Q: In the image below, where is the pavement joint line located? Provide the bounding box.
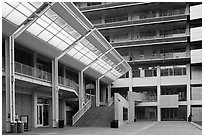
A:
[127,122,158,135]
[190,122,202,130]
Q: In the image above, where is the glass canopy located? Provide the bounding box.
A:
[2,2,131,81]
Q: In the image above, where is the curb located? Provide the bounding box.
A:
[190,122,202,130]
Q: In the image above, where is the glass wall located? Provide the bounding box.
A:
[161,85,187,101]
[132,67,157,78]
[135,106,157,121]
[133,87,157,102]
[160,65,186,76]
[161,105,187,121]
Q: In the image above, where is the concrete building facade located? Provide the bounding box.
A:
[75,2,202,122]
[2,2,131,132]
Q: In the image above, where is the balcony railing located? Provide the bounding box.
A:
[2,58,79,94]
[72,99,92,125]
[132,68,157,78]
[79,2,137,11]
[111,34,188,47]
[142,94,157,102]
[125,52,188,63]
[94,12,187,28]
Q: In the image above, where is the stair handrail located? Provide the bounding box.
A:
[107,97,114,107]
[72,99,92,125]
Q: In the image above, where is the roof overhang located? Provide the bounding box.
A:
[2,2,131,84]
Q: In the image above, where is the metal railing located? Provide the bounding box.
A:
[2,57,79,94]
[124,51,188,63]
[72,99,92,125]
[111,35,187,47]
[92,8,186,26]
[107,97,114,106]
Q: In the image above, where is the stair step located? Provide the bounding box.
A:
[74,106,114,127]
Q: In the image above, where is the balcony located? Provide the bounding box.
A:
[126,52,188,63]
[79,2,137,11]
[95,14,187,29]
[111,34,188,48]
[191,49,202,64]
[2,58,79,94]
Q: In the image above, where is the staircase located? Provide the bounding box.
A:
[73,105,114,127]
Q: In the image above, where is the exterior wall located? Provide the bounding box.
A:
[191,65,202,83]
[160,76,187,85]
[2,92,33,132]
[191,87,202,100]
[190,4,202,20]
[114,93,129,127]
[160,95,179,108]
[192,107,202,122]
[112,78,130,88]
[190,27,202,42]
[191,49,202,64]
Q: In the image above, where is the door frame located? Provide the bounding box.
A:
[37,104,43,127]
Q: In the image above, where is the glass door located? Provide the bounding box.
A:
[37,104,43,127]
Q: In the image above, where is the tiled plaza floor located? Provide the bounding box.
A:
[3,121,202,135]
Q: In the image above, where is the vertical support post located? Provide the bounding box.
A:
[129,69,133,92]
[186,64,191,120]
[96,79,100,107]
[102,85,106,104]
[33,53,37,77]
[33,92,37,127]
[5,36,15,132]
[157,65,161,121]
[107,84,111,102]
[52,59,59,127]
[78,71,84,109]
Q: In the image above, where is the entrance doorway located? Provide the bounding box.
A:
[66,111,73,126]
[37,98,49,127]
[161,106,187,121]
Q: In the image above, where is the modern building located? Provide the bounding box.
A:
[2,2,131,132]
[75,2,202,122]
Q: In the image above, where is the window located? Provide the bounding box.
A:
[161,65,186,76]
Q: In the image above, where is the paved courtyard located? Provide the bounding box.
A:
[4,121,202,135]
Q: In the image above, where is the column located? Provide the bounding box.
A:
[129,69,133,92]
[52,59,59,127]
[157,65,161,121]
[95,79,100,107]
[107,84,111,102]
[33,53,37,77]
[78,71,84,109]
[5,36,15,132]
[186,64,191,119]
[33,92,37,127]
[102,85,106,104]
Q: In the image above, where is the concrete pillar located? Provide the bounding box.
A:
[96,79,100,107]
[78,71,84,109]
[59,99,65,125]
[185,3,190,14]
[33,92,37,127]
[33,53,37,77]
[128,91,134,123]
[5,36,16,132]
[107,84,111,101]
[52,59,59,127]
[129,69,133,92]
[102,85,106,104]
[186,64,191,119]
[157,65,161,121]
